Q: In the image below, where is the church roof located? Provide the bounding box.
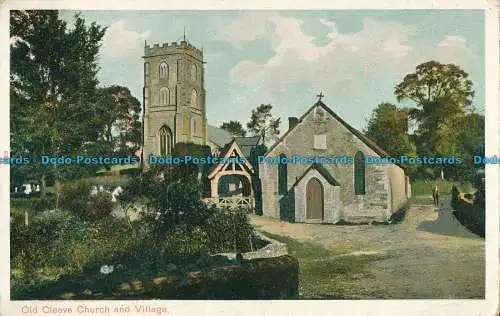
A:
[265,100,404,169]
[291,163,340,188]
[207,125,233,147]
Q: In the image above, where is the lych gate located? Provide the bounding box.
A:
[203,139,255,210]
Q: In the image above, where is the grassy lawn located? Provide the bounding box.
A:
[411,179,476,197]
[258,232,390,299]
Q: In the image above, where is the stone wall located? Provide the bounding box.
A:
[388,164,409,211]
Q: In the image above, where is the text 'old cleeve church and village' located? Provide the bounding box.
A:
[142,38,411,224]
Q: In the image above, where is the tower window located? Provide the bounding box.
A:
[191,64,197,81]
[191,89,197,107]
[160,87,169,105]
[159,126,173,156]
[159,62,168,79]
[191,117,196,136]
[145,62,149,76]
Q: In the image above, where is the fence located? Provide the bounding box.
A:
[202,196,255,212]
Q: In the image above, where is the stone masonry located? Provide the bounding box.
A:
[259,101,409,223]
[142,40,208,164]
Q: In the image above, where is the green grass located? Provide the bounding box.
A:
[411,179,455,196]
[258,231,390,299]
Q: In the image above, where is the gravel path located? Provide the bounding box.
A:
[250,197,485,298]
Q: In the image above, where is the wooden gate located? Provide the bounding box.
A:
[306,178,323,220]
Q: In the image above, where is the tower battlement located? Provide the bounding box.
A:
[144,40,203,59]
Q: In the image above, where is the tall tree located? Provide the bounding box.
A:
[92,85,142,158]
[246,104,281,145]
[394,61,480,180]
[220,120,246,137]
[10,10,106,201]
[364,103,416,157]
[394,61,475,156]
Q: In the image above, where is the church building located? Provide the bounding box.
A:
[259,98,411,224]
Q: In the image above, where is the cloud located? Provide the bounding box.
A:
[101,20,150,56]
[216,12,480,114]
[210,11,276,48]
[437,35,467,47]
[225,15,416,103]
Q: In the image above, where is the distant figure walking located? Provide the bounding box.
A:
[432,185,440,207]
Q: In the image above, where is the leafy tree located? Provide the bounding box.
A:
[394,61,481,181]
[364,102,416,157]
[10,10,106,202]
[394,61,474,156]
[246,104,281,146]
[91,85,142,158]
[220,120,246,137]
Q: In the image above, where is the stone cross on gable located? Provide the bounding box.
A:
[316,92,325,102]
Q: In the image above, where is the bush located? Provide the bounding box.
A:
[59,179,115,221]
[451,184,484,238]
[59,180,90,216]
[87,192,114,220]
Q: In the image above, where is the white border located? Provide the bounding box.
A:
[0,1,498,316]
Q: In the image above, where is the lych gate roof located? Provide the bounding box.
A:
[208,138,254,179]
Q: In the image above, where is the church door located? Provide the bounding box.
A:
[306,178,323,220]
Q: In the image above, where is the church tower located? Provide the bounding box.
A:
[142,39,207,163]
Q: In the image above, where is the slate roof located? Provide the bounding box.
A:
[207,125,233,147]
[234,136,262,157]
[265,100,404,169]
[291,163,340,188]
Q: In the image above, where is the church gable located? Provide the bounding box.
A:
[266,101,402,169]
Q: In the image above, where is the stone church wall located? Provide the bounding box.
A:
[261,104,407,223]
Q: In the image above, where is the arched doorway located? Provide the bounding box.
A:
[306,178,324,220]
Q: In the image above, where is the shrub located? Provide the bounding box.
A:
[451,184,485,238]
[59,180,90,215]
[87,192,114,220]
[59,179,115,221]
[204,208,257,253]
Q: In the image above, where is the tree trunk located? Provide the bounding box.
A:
[40,172,46,198]
[55,178,61,211]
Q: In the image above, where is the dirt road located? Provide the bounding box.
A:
[250,196,485,299]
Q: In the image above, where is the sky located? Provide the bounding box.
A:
[60,10,485,134]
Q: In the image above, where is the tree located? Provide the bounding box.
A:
[246,104,281,146]
[394,61,475,156]
[220,120,246,137]
[10,10,106,202]
[394,61,482,181]
[364,102,416,158]
[91,85,142,158]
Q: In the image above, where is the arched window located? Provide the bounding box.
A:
[159,62,168,78]
[159,87,169,105]
[191,64,197,81]
[191,117,196,136]
[159,126,173,156]
[190,89,197,107]
[278,153,288,195]
[354,151,365,195]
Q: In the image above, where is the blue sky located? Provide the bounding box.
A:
[60,10,485,134]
